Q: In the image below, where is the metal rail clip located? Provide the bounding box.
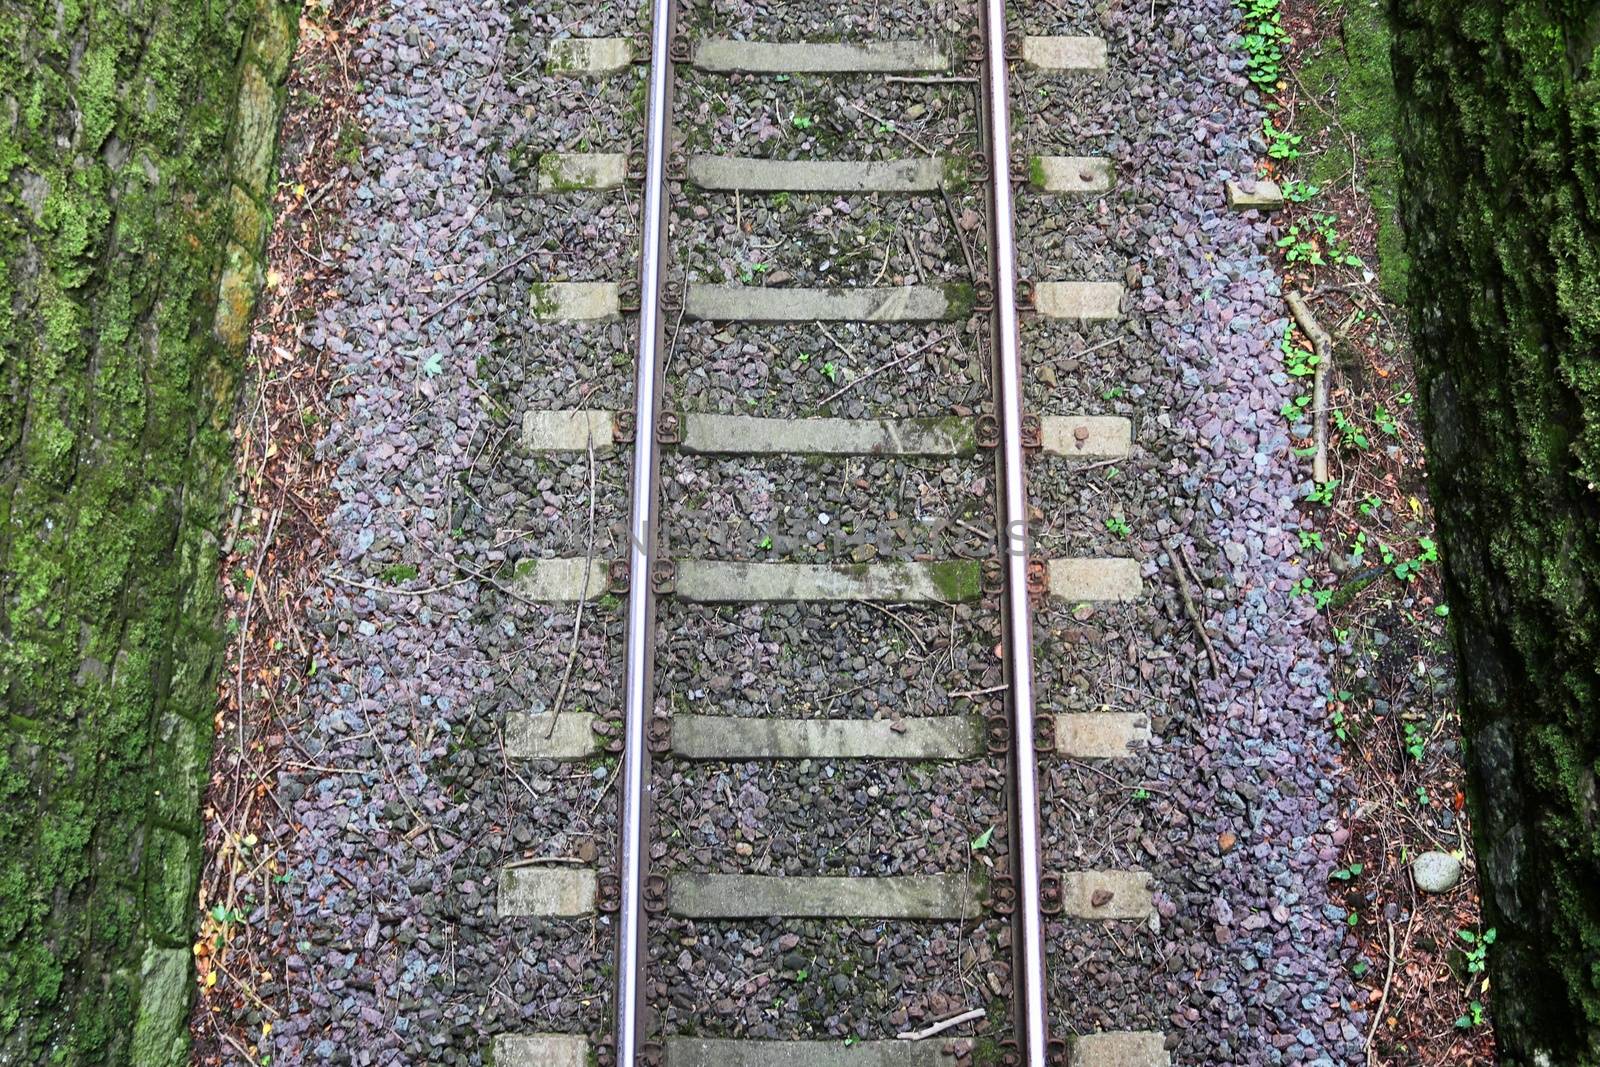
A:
[643,873,670,914]
[656,411,681,445]
[972,278,995,314]
[651,559,676,595]
[986,712,1011,755]
[646,716,672,755]
[1021,412,1042,450]
[989,873,1016,915]
[1040,872,1065,915]
[597,872,622,914]
[976,413,1001,449]
[1033,713,1056,755]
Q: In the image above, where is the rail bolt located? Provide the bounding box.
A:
[656,411,681,445]
[989,874,1016,915]
[598,872,622,914]
[646,716,673,755]
[651,559,676,594]
[669,32,691,63]
[613,410,636,444]
[608,559,631,593]
[626,150,647,183]
[643,873,670,913]
[1026,558,1047,596]
[1021,412,1042,450]
[619,279,642,312]
[975,413,1001,449]
[666,151,689,183]
[965,29,984,66]
[1033,713,1056,754]
[1040,872,1065,915]
[981,558,1004,594]
[972,279,995,314]
[1014,278,1035,310]
[985,714,1010,755]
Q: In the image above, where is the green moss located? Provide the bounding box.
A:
[1393,0,1600,1056]
[0,1,300,1061]
[942,281,976,320]
[1027,154,1048,189]
[928,559,982,602]
[1299,0,1408,299]
[379,563,420,583]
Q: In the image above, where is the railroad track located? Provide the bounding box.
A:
[494,3,1166,1065]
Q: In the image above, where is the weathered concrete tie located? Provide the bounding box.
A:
[534,152,628,192]
[495,1034,591,1067]
[545,37,634,75]
[692,39,948,74]
[665,1039,958,1067]
[1047,557,1142,602]
[509,557,611,601]
[671,714,983,760]
[672,561,982,603]
[679,414,976,456]
[1020,36,1108,72]
[1030,155,1114,195]
[1033,281,1125,321]
[498,866,596,917]
[687,156,952,193]
[685,283,970,322]
[669,873,983,919]
[505,711,605,760]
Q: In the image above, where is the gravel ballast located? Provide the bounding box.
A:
[1014,0,1363,1061]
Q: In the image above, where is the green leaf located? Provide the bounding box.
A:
[970,826,995,851]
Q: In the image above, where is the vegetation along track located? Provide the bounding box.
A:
[494,2,1167,1065]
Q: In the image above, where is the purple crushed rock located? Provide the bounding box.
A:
[269,1,647,1061]
[1014,0,1363,1062]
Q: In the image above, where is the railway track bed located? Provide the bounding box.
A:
[261,0,1364,1062]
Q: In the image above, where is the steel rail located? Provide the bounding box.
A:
[980,4,1051,1065]
[615,0,674,1062]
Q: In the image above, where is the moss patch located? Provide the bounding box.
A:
[1298,0,1407,298]
[1392,0,1600,1057]
[0,1,299,1061]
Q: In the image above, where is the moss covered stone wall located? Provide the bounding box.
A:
[1390,0,1600,1060]
[0,1,296,1061]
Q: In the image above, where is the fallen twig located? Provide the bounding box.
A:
[1366,919,1399,1060]
[419,246,539,327]
[1164,538,1222,677]
[1287,290,1332,483]
[817,333,947,408]
[897,1007,986,1041]
[546,434,598,737]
